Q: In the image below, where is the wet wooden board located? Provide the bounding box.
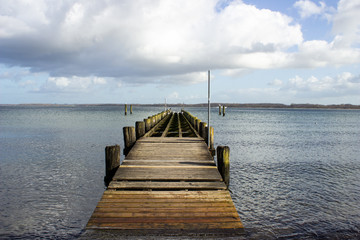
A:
[108,181,227,190]
[87,190,243,230]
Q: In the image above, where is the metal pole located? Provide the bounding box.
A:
[208,70,210,147]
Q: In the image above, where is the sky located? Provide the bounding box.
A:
[0,0,359,104]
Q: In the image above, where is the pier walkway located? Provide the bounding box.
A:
[86,111,243,235]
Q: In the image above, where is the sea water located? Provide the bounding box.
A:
[0,105,359,239]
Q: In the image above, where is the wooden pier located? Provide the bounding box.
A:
[86,110,243,235]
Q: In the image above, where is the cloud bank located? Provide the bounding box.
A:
[0,0,359,99]
[1,0,302,83]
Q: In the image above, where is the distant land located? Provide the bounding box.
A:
[1,103,360,109]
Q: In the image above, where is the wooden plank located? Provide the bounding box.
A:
[107,181,227,190]
[102,190,231,198]
[96,202,234,208]
[88,217,240,224]
[87,221,243,229]
[93,206,237,213]
[90,211,239,218]
[122,160,216,166]
[112,167,223,181]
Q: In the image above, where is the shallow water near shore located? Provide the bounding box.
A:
[0,105,359,239]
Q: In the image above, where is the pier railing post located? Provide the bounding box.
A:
[217,146,230,188]
[144,118,151,132]
[123,126,136,156]
[199,122,207,140]
[135,121,145,139]
[104,145,120,186]
[209,126,215,156]
[196,119,201,132]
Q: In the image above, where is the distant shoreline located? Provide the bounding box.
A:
[1,103,360,109]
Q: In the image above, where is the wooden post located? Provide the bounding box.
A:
[135,121,145,139]
[199,122,207,140]
[209,126,215,156]
[222,105,226,116]
[217,146,230,188]
[219,105,221,115]
[196,119,201,132]
[144,118,151,132]
[130,105,133,114]
[104,145,120,186]
[123,126,136,156]
[125,104,127,115]
[205,126,209,147]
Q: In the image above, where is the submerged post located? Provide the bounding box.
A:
[130,105,133,114]
[222,105,226,116]
[125,104,127,115]
[217,146,230,188]
[104,145,120,186]
[219,105,221,115]
[123,126,136,156]
[135,121,145,139]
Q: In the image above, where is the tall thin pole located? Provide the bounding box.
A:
[207,70,210,147]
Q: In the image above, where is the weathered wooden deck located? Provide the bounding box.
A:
[86,112,243,234]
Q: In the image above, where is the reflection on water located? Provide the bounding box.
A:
[0,106,360,239]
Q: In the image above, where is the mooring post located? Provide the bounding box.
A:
[219,105,222,115]
[135,121,145,139]
[199,122,207,141]
[196,119,201,132]
[104,145,120,186]
[125,104,127,115]
[222,105,226,116]
[217,146,230,188]
[209,126,215,156]
[144,118,151,132]
[130,105,133,114]
[123,126,136,156]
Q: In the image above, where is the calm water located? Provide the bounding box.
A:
[0,105,359,239]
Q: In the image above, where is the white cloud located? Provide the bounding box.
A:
[294,0,327,18]
[38,75,109,92]
[0,0,302,84]
[289,40,360,68]
[282,72,360,97]
[332,0,360,47]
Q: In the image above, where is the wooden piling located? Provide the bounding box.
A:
[217,146,230,188]
[144,118,151,132]
[209,126,215,156]
[199,122,207,141]
[219,105,222,115]
[222,105,226,116]
[135,121,145,139]
[130,105,133,114]
[104,145,120,186]
[125,104,127,115]
[196,119,201,132]
[123,126,136,156]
